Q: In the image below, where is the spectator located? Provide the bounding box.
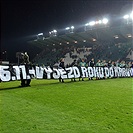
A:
[88,58,95,80]
[20,52,31,87]
[70,59,77,82]
[79,59,86,81]
[58,58,65,83]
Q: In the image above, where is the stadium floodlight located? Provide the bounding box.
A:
[123,14,129,19]
[65,26,74,33]
[74,40,77,43]
[95,21,99,24]
[38,33,43,36]
[71,26,74,29]
[85,23,89,26]
[102,18,108,24]
[37,33,44,40]
[92,38,96,42]
[53,30,57,33]
[95,20,102,24]
[114,35,119,39]
[127,34,132,38]
[98,20,102,24]
[49,30,57,37]
[66,27,70,30]
[89,21,95,26]
[130,11,133,19]
[84,23,89,31]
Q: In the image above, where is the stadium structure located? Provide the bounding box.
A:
[29,11,133,66]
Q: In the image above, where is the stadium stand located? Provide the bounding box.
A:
[30,22,132,66]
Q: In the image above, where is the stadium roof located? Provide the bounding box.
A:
[29,23,132,49]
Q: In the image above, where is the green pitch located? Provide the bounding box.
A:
[0,78,133,133]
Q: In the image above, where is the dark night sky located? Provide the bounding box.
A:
[1,0,132,62]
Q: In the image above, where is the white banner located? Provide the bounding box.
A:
[0,65,133,82]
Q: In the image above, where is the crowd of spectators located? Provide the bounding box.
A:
[32,41,132,67]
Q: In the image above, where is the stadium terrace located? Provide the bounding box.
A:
[26,11,133,68]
